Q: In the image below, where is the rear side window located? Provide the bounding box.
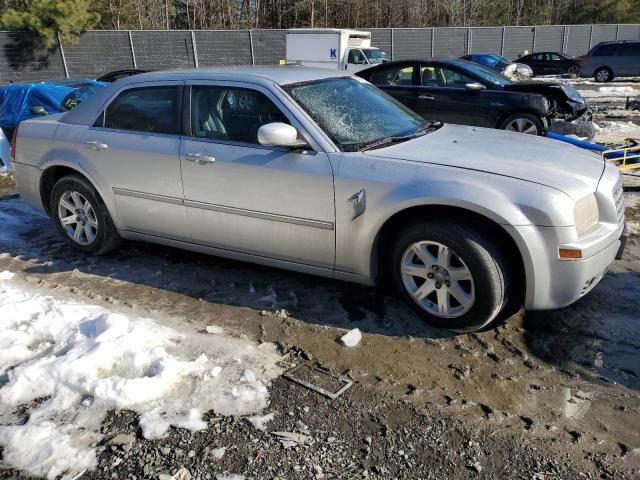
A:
[102,86,180,134]
[370,65,414,86]
[592,44,618,56]
[618,43,640,56]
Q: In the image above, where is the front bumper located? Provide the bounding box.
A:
[508,220,625,311]
[506,166,625,311]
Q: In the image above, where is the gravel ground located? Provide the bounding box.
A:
[1,112,640,479]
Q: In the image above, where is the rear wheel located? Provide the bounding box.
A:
[51,175,120,255]
[390,220,510,332]
[594,67,613,83]
[567,65,580,75]
[499,112,545,136]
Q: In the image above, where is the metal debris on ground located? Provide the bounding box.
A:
[270,431,313,448]
[626,96,640,111]
[158,467,192,480]
[283,364,353,400]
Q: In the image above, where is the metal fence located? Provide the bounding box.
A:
[1,24,639,82]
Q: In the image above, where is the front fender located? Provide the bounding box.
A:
[333,155,573,280]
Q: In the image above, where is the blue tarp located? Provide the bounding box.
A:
[0,79,106,129]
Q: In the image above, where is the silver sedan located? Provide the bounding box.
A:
[12,67,626,331]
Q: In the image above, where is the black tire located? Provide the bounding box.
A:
[594,67,613,83]
[50,175,121,255]
[390,220,510,332]
[567,65,580,75]
[499,112,545,136]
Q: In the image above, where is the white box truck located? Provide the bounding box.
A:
[285,28,387,72]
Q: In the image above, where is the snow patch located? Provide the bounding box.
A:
[597,86,636,94]
[340,328,363,347]
[593,121,640,143]
[0,270,14,280]
[0,277,282,479]
[246,412,275,431]
[206,325,225,334]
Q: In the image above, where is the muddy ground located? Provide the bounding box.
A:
[0,166,639,480]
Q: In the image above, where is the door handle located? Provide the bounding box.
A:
[185,153,216,165]
[418,94,435,100]
[84,141,108,151]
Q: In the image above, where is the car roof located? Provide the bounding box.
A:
[596,40,640,45]
[359,58,480,70]
[115,66,347,87]
[61,66,350,126]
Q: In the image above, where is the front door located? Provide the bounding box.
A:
[415,64,491,127]
[80,82,190,241]
[180,82,335,269]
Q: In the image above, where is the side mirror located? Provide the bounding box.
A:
[257,122,308,149]
[465,82,486,92]
[30,106,47,115]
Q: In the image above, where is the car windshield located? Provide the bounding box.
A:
[362,48,386,64]
[284,77,430,151]
[457,61,511,87]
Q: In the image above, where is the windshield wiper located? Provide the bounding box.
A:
[359,134,414,152]
[359,121,443,152]
[415,120,442,134]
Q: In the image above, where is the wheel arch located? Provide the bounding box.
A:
[39,163,118,228]
[497,109,547,131]
[371,204,526,308]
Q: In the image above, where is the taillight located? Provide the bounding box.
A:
[10,128,17,162]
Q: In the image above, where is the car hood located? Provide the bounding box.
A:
[504,82,586,104]
[364,123,604,199]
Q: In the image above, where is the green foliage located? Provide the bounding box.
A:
[1,0,100,48]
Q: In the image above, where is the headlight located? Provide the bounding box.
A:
[574,194,599,235]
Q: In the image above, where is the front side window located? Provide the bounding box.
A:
[103,86,179,134]
[348,49,367,65]
[284,77,424,150]
[454,61,510,87]
[190,86,289,144]
[370,65,414,86]
[420,66,475,88]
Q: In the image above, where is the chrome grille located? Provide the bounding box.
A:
[613,175,625,224]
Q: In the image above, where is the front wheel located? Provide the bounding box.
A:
[499,113,545,136]
[390,220,510,332]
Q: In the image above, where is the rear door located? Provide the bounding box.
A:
[365,63,419,112]
[80,82,189,240]
[523,54,544,75]
[179,81,336,269]
[592,43,620,74]
[546,53,565,74]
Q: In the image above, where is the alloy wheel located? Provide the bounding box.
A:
[400,241,475,318]
[57,190,98,246]
[595,69,611,82]
[505,117,539,135]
